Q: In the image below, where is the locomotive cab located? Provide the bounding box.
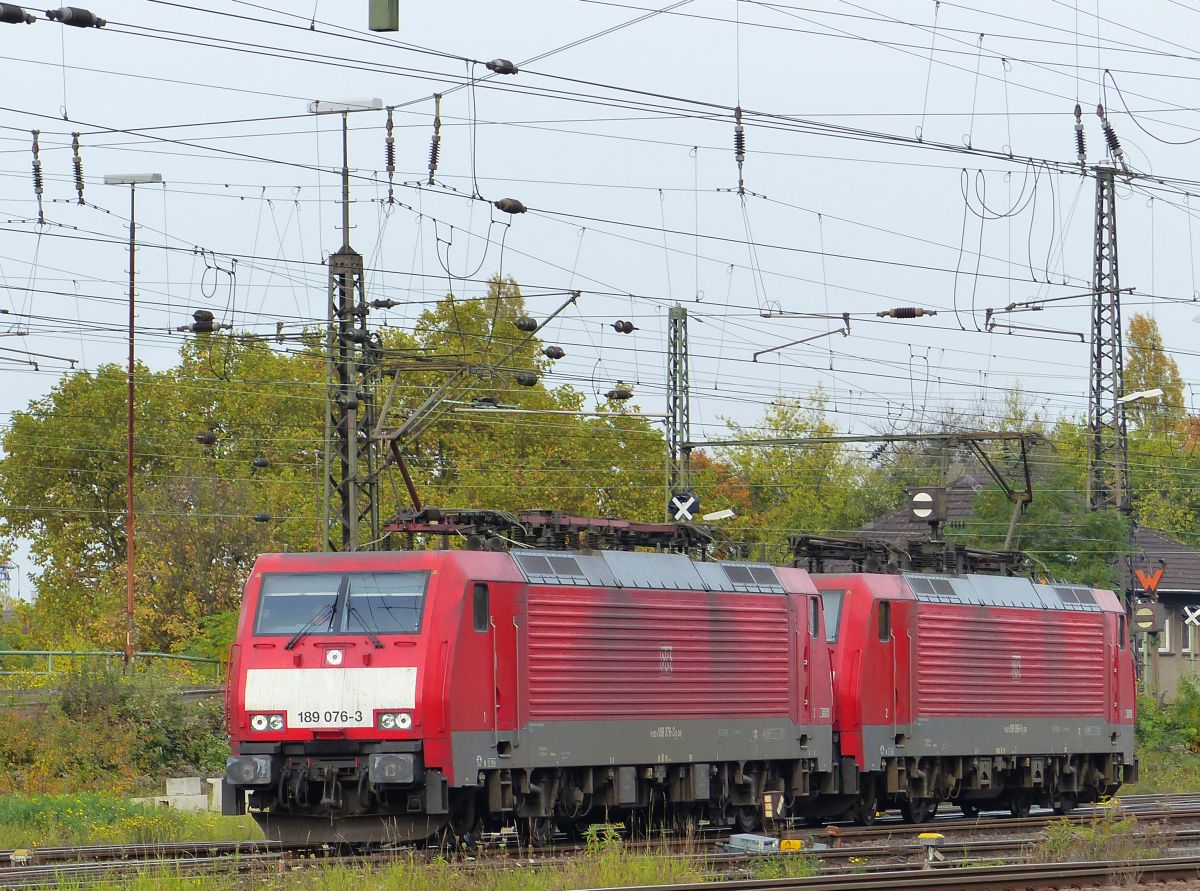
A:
[223,550,516,844]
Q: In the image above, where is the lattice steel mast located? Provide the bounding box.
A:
[666,304,691,514]
[322,111,381,550]
[1086,164,1130,512]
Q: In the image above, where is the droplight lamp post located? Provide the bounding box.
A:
[103,172,162,665]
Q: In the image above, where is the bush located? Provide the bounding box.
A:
[0,665,227,795]
[1137,676,1200,752]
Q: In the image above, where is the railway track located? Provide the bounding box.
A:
[576,855,1200,891]
[3,792,1199,887]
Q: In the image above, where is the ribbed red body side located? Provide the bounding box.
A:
[525,587,792,721]
[914,604,1107,718]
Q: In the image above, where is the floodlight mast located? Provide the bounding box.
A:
[103,172,163,665]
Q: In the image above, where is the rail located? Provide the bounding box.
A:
[0,650,225,682]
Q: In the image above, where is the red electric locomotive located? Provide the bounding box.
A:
[804,544,1137,823]
[222,530,835,843]
[222,515,1138,843]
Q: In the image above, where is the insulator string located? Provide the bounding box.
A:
[428,93,442,187]
[734,106,746,196]
[30,129,44,225]
[71,132,85,204]
[384,106,396,205]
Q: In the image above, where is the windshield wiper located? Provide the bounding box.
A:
[285,603,334,650]
[347,604,385,649]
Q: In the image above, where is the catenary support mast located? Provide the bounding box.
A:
[666,304,692,517]
[1086,164,1130,513]
[322,111,381,550]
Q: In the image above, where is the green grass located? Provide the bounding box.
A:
[31,826,815,891]
[1134,746,1200,795]
[33,851,714,891]
[0,793,261,849]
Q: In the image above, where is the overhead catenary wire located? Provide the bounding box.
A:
[4,1,1200,459]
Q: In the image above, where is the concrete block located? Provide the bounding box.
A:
[207,778,223,812]
[164,794,210,812]
[165,776,205,796]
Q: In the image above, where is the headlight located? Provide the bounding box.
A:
[250,713,268,731]
[268,714,284,731]
[376,711,413,731]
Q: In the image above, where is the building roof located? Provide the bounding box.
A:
[859,473,984,539]
[1127,527,1200,596]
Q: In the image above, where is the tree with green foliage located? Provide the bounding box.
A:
[968,421,1130,588]
[0,336,326,650]
[384,277,666,521]
[0,276,673,653]
[713,395,894,558]
[1125,313,1186,431]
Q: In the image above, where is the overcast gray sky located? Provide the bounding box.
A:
[3,0,1200,594]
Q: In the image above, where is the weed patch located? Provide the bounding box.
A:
[0,793,260,849]
[1036,810,1172,864]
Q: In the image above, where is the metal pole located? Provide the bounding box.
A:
[125,184,137,665]
[1087,166,1129,512]
[666,304,691,519]
[341,112,351,250]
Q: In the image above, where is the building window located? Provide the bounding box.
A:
[1182,614,1195,655]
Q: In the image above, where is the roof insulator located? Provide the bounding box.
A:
[543,345,565,360]
[46,7,106,27]
[485,58,519,75]
[513,315,538,332]
[514,371,538,387]
[493,197,527,214]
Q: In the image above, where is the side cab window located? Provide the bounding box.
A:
[472,583,490,632]
[877,600,891,642]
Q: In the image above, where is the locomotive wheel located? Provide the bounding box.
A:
[1009,796,1031,819]
[448,793,478,841]
[1054,793,1078,816]
[625,809,650,839]
[852,807,877,826]
[670,807,700,836]
[733,806,759,834]
[851,783,878,825]
[900,798,937,824]
[519,816,555,848]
